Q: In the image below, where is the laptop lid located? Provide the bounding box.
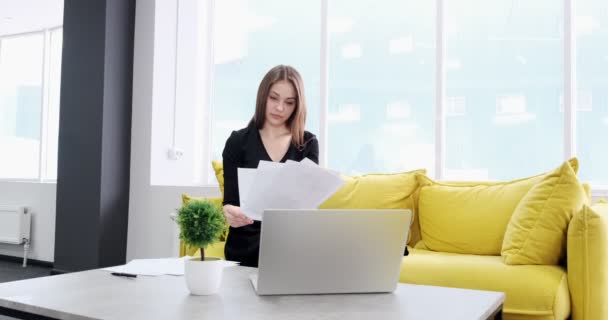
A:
[255,209,411,295]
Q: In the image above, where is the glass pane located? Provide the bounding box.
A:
[0,34,44,179]
[327,0,436,176]
[576,0,608,186]
[45,29,63,180]
[210,0,321,182]
[445,1,563,180]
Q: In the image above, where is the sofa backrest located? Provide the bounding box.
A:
[412,158,588,264]
[414,173,546,255]
[204,158,591,263]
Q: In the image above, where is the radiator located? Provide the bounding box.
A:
[0,205,32,267]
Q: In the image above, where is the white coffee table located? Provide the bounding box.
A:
[0,266,504,320]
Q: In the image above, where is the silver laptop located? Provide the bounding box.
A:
[250,209,412,295]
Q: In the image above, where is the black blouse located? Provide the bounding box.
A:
[221,123,319,267]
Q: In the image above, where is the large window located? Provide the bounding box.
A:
[445,1,563,180]
[0,29,62,181]
[576,0,608,186]
[0,33,44,180]
[159,0,608,189]
[327,0,435,176]
[210,0,321,183]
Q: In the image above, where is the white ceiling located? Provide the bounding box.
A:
[0,0,64,36]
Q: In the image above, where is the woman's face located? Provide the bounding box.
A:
[265,80,296,128]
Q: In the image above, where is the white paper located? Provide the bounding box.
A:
[102,257,188,276]
[295,158,341,177]
[238,168,257,204]
[239,159,345,221]
[240,162,285,220]
[102,257,240,276]
[240,162,289,218]
[257,160,284,170]
[293,158,315,166]
[272,161,345,208]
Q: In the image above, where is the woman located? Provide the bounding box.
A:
[221,65,319,267]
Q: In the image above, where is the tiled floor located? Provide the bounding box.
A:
[0,260,52,320]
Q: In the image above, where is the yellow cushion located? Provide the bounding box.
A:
[319,169,426,245]
[400,249,570,320]
[187,241,226,260]
[179,195,226,258]
[581,183,592,202]
[211,160,224,197]
[319,169,426,209]
[408,188,423,246]
[502,160,586,265]
[181,194,224,210]
[567,203,608,320]
[416,158,579,256]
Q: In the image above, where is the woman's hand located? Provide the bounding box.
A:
[223,205,254,228]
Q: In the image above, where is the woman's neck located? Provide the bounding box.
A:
[260,124,290,139]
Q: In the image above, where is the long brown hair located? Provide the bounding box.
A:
[249,65,307,148]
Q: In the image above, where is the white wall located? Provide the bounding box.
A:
[127,0,219,261]
[149,0,209,186]
[0,181,56,262]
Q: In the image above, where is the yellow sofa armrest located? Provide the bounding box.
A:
[567,202,608,320]
[180,240,226,259]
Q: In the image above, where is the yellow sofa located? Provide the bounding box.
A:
[180,160,608,320]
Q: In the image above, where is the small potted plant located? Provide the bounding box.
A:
[176,199,226,295]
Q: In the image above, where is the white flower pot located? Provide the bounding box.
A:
[185,257,224,295]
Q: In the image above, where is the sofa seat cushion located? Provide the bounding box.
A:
[400,249,570,320]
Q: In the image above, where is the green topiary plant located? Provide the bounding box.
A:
[176,200,226,261]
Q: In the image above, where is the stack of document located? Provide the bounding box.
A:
[238,158,345,221]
